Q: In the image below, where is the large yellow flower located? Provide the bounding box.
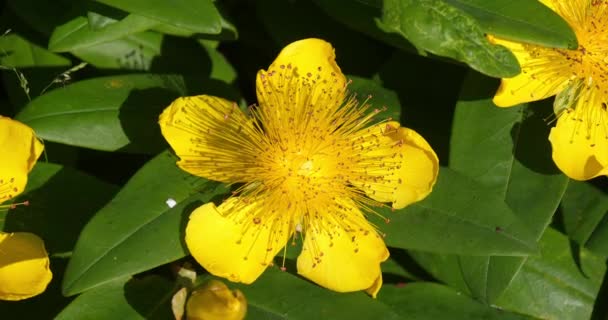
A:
[0,116,52,300]
[159,39,438,296]
[491,0,608,180]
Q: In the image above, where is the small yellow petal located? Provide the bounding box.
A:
[296,201,389,293]
[365,273,383,299]
[549,110,608,180]
[186,280,247,320]
[0,232,52,301]
[159,95,256,183]
[0,117,44,203]
[185,199,291,284]
[352,122,439,209]
[256,38,347,109]
[488,37,570,107]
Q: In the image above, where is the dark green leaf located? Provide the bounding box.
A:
[6,0,85,36]
[48,15,159,52]
[200,41,237,83]
[495,228,606,320]
[234,268,401,320]
[382,167,538,255]
[0,34,70,68]
[16,74,235,153]
[448,71,568,302]
[380,282,534,320]
[62,151,229,296]
[444,0,577,49]
[57,276,174,320]
[94,0,221,34]
[562,180,608,256]
[315,0,577,51]
[70,31,163,70]
[378,0,520,77]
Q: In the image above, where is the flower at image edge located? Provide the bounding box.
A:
[0,116,52,301]
[159,38,439,296]
[490,0,608,180]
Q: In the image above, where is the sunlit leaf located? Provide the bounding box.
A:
[377,0,520,77]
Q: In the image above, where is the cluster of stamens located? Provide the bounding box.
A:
[0,177,29,210]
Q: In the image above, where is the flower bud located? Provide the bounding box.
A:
[186,280,246,320]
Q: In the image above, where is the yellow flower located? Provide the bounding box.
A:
[490,0,608,180]
[159,39,438,296]
[0,116,52,301]
[186,280,247,320]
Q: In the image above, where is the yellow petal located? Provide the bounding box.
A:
[186,280,247,320]
[0,117,44,203]
[256,38,347,110]
[158,95,256,183]
[0,232,52,301]
[352,121,439,209]
[538,0,557,12]
[365,273,383,299]
[296,200,389,294]
[185,198,292,284]
[548,109,608,180]
[489,36,570,107]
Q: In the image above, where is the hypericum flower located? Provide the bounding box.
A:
[159,39,438,296]
[186,280,247,320]
[490,0,608,180]
[0,116,52,301]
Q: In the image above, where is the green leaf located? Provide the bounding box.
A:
[315,0,576,52]
[495,228,606,320]
[348,75,401,122]
[70,31,163,70]
[443,0,577,49]
[562,180,608,256]
[447,71,569,302]
[2,163,118,254]
[0,34,70,68]
[0,33,72,110]
[57,276,174,320]
[378,0,520,78]
[380,282,534,320]
[235,268,401,320]
[200,41,237,83]
[62,151,229,296]
[15,74,234,153]
[382,167,538,255]
[94,0,221,34]
[48,15,159,52]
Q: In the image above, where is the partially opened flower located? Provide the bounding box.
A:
[159,38,438,296]
[0,116,52,300]
[490,0,608,180]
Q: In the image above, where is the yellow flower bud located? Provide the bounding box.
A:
[186,280,247,320]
